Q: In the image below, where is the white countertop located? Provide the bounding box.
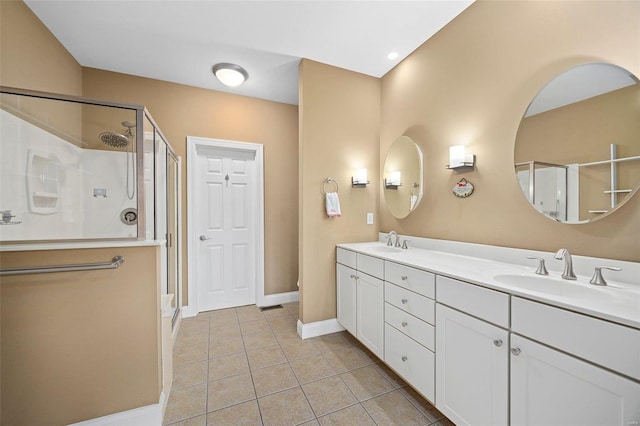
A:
[337,241,640,329]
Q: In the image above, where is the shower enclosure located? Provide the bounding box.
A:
[0,86,181,322]
[515,161,568,222]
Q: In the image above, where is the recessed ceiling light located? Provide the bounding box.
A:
[387,52,399,60]
[212,63,249,87]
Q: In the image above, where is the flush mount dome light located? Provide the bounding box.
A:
[212,63,249,87]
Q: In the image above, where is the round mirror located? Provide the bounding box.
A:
[383,136,423,219]
[514,63,640,223]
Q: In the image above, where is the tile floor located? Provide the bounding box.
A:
[164,303,454,426]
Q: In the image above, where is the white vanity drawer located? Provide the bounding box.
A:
[385,261,435,299]
[337,248,356,269]
[385,323,435,403]
[436,276,509,328]
[385,302,435,351]
[512,297,640,380]
[357,253,384,279]
[385,282,435,325]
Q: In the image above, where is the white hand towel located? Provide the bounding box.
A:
[326,192,341,217]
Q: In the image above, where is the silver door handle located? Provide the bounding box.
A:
[199,235,211,241]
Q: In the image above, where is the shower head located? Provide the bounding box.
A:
[99,131,129,148]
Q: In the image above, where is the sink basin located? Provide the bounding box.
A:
[493,274,616,301]
[370,245,402,253]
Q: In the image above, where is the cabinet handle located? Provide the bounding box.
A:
[401,276,408,281]
[493,339,503,347]
[350,274,356,279]
[401,321,408,327]
[401,298,408,304]
[511,347,521,356]
[401,356,408,362]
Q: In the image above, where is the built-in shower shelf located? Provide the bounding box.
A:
[32,191,59,199]
[27,150,60,215]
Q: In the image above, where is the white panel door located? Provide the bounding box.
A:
[196,147,255,311]
[336,263,357,336]
[511,334,640,426]
[356,272,384,359]
[435,304,509,426]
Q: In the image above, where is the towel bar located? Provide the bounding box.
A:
[0,256,125,276]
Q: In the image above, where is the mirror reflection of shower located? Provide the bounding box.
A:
[98,121,136,200]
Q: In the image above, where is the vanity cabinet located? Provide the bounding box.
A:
[435,277,510,426]
[336,248,384,358]
[510,297,640,425]
[384,261,436,402]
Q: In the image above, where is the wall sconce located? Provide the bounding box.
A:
[385,170,402,189]
[352,168,369,188]
[446,145,475,170]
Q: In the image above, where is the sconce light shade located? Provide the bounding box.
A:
[385,170,402,189]
[212,63,249,87]
[352,168,369,187]
[447,145,475,170]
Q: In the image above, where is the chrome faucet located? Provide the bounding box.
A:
[554,248,577,280]
[387,231,401,248]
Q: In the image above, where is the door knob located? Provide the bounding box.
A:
[199,235,211,241]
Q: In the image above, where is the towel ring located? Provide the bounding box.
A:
[411,183,420,196]
[323,178,339,194]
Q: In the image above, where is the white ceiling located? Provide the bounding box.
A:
[24,0,474,105]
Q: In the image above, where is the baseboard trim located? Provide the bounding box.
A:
[69,392,166,426]
[297,318,345,340]
[258,290,299,308]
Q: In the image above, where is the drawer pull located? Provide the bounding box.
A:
[493,339,503,347]
[401,356,408,362]
[511,347,521,356]
[350,274,356,279]
[401,321,408,327]
[401,276,408,281]
[401,298,408,304]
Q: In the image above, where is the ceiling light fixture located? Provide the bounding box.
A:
[387,52,399,60]
[212,63,249,87]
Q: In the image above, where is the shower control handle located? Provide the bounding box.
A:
[199,235,212,241]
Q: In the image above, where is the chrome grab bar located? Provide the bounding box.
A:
[0,256,125,276]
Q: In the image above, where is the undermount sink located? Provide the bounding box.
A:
[493,274,617,300]
[370,245,402,253]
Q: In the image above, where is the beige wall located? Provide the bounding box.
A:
[380,0,640,262]
[82,69,299,301]
[0,3,162,424]
[516,85,640,221]
[298,59,380,323]
[0,247,161,425]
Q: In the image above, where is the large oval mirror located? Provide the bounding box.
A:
[514,63,640,223]
[383,136,423,219]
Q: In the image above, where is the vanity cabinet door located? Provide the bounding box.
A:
[511,334,640,426]
[357,272,384,359]
[336,263,357,336]
[436,304,508,426]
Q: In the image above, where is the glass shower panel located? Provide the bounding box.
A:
[143,116,156,240]
[0,92,140,241]
[167,153,179,323]
[516,162,567,222]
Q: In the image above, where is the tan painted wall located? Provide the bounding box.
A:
[0,0,83,145]
[0,3,162,424]
[82,69,299,301]
[380,0,640,262]
[516,85,640,221]
[0,246,161,425]
[298,60,380,323]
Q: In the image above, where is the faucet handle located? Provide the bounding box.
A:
[526,256,549,275]
[401,240,410,250]
[386,236,393,246]
[589,266,622,286]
